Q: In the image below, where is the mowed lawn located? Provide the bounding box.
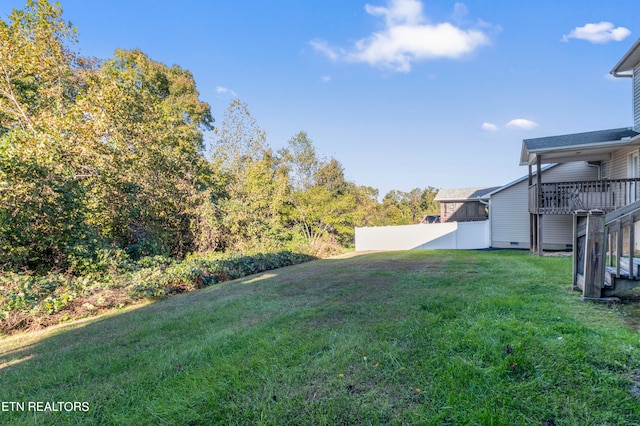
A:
[1,250,640,425]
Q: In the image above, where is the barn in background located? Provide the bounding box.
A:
[434,187,499,223]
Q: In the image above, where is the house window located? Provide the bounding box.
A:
[629,152,639,179]
[600,161,608,179]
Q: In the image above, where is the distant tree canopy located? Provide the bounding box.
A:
[377,188,440,225]
[0,0,439,274]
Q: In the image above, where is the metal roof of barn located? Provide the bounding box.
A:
[435,186,502,202]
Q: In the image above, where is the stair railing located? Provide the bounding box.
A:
[573,200,640,299]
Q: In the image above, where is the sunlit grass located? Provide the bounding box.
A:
[1,250,639,425]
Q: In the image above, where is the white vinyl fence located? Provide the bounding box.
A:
[355,221,490,251]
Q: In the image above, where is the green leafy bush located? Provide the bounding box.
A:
[0,251,315,334]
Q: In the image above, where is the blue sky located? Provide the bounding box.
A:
[3,0,640,197]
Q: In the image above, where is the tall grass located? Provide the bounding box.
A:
[1,250,639,425]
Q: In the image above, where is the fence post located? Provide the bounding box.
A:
[582,210,605,299]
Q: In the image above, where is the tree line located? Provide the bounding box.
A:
[0,0,439,275]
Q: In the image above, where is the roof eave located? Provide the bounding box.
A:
[611,37,640,76]
[521,134,640,165]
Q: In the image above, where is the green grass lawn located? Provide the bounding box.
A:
[1,250,639,425]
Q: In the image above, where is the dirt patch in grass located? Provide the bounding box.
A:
[273,255,444,302]
[266,254,450,330]
[617,296,640,332]
[629,368,640,398]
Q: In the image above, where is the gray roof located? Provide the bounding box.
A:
[435,186,502,202]
[523,128,638,151]
[520,127,640,165]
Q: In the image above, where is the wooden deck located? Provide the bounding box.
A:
[530,178,640,215]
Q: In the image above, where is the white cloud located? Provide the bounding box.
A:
[452,2,469,24]
[506,118,538,130]
[481,122,498,131]
[322,75,332,83]
[311,0,492,73]
[562,22,631,44]
[216,86,237,97]
[365,0,424,26]
[309,39,341,61]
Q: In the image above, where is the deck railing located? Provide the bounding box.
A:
[529,178,640,214]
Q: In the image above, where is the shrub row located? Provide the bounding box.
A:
[0,251,316,334]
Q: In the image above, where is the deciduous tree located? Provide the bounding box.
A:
[76,48,215,258]
[209,101,290,253]
[0,0,90,271]
[277,131,319,191]
[0,1,216,270]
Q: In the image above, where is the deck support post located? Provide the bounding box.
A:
[582,210,606,299]
[529,213,535,253]
[629,213,635,280]
[536,157,543,256]
[529,164,536,254]
[616,219,622,278]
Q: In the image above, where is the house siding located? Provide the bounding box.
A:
[540,215,574,248]
[610,146,639,179]
[490,180,529,249]
[635,63,640,131]
[540,161,599,183]
[490,162,598,249]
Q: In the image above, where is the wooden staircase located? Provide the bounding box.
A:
[604,262,640,296]
[573,201,640,300]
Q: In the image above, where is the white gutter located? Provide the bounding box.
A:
[610,37,640,77]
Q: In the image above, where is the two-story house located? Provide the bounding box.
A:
[521,38,640,256]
